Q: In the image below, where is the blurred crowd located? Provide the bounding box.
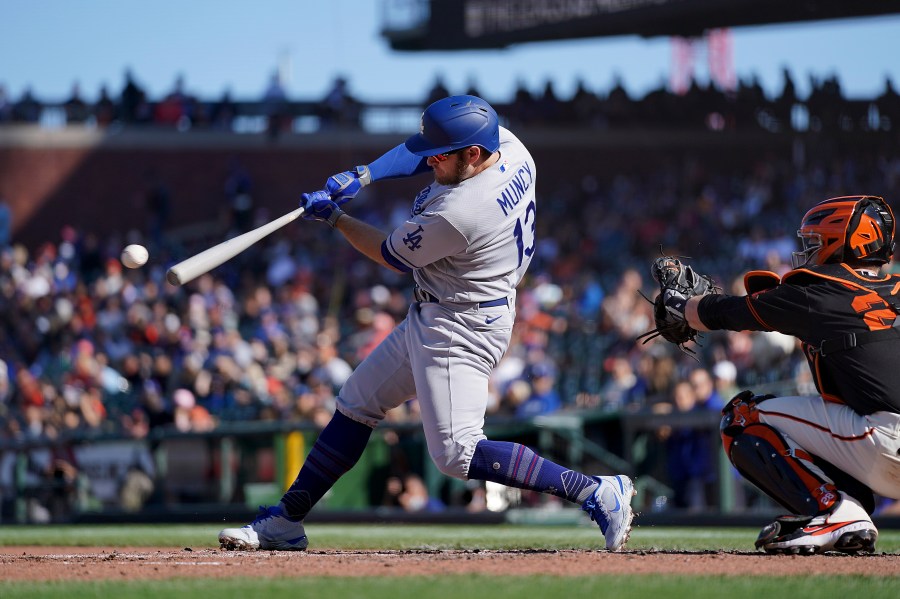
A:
[2,73,900,518]
[3,67,900,134]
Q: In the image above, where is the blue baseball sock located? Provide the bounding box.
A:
[279,410,372,521]
[469,439,599,504]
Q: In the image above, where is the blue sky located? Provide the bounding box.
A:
[3,1,900,104]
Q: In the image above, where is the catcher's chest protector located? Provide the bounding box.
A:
[720,391,838,516]
[784,264,900,358]
[784,264,900,321]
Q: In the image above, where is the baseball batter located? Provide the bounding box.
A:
[653,195,900,554]
[219,95,634,552]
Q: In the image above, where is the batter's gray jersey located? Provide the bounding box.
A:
[338,126,539,480]
[381,127,537,306]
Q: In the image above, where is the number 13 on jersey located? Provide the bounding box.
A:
[513,200,536,270]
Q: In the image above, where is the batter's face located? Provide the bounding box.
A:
[428,148,472,185]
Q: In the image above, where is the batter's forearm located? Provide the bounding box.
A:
[366,143,430,181]
[334,214,403,272]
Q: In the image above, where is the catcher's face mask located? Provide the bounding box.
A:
[792,230,824,269]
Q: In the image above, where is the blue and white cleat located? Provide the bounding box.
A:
[219,505,309,551]
[581,475,635,551]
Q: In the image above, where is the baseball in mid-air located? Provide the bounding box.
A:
[120,244,149,268]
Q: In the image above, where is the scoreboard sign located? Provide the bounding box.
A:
[383,0,899,50]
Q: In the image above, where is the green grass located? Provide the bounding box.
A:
[0,523,899,553]
[5,574,900,599]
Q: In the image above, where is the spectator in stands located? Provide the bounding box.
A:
[877,76,900,130]
[397,473,445,512]
[318,76,360,130]
[223,157,254,234]
[143,171,171,246]
[12,87,41,123]
[262,71,289,139]
[659,381,715,511]
[600,268,652,341]
[93,85,116,126]
[604,75,633,128]
[172,388,215,433]
[806,74,843,131]
[570,78,601,126]
[599,355,646,412]
[0,359,10,407]
[688,367,724,412]
[32,430,80,523]
[711,360,739,402]
[63,82,90,124]
[119,69,149,124]
[535,80,562,124]
[515,361,562,419]
[0,84,12,122]
[425,75,450,106]
[508,79,536,125]
[119,463,154,512]
[210,88,237,131]
[155,74,200,130]
[0,196,12,248]
[314,334,352,391]
[774,67,797,130]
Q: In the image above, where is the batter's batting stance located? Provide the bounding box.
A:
[219,95,635,552]
[646,195,900,554]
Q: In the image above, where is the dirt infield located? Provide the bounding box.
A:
[1,547,898,580]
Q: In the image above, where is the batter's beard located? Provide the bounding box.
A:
[435,155,468,186]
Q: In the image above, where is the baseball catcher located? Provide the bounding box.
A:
[652,195,900,555]
[638,256,717,351]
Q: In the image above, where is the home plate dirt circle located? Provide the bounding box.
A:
[0,547,897,580]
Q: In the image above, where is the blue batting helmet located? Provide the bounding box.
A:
[405,95,500,157]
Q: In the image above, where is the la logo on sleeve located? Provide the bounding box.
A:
[403,226,425,251]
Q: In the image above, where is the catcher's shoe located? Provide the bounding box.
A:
[756,494,878,556]
[581,475,636,551]
[756,493,877,555]
[219,504,308,551]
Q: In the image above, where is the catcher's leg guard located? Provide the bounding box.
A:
[720,390,839,516]
[812,457,876,515]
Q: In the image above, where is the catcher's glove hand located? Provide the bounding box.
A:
[637,256,717,351]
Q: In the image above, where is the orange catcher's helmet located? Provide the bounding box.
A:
[791,195,896,269]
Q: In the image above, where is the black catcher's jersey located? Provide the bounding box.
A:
[698,263,900,415]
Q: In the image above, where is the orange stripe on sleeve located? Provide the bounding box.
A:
[744,295,775,330]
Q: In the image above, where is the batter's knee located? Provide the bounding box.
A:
[430,441,478,480]
[334,396,381,429]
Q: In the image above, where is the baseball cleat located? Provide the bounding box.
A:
[219,504,309,551]
[755,514,877,555]
[581,475,636,551]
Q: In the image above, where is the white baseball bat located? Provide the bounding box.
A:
[166,206,305,286]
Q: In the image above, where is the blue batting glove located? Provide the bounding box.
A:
[301,190,345,228]
[325,165,371,206]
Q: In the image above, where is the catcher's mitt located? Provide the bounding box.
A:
[637,256,717,351]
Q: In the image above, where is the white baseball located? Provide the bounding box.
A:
[121,244,149,268]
